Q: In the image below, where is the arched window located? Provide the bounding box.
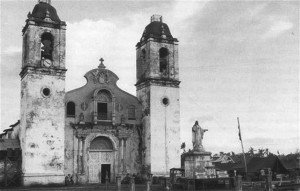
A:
[90,136,113,151]
[159,48,169,75]
[41,32,53,60]
[66,101,75,117]
[128,105,136,120]
[23,34,28,64]
[141,49,146,61]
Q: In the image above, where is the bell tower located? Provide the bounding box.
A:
[20,0,66,185]
[136,15,181,176]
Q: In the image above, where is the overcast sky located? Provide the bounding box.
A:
[1,0,299,154]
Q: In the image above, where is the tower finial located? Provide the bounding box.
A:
[98,58,106,69]
[39,0,51,4]
[151,15,162,22]
[45,10,50,18]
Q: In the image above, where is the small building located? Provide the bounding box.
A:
[279,154,300,179]
[246,155,288,181]
[0,138,21,187]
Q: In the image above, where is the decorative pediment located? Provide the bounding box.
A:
[91,69,109,84]
[84,58,119,85]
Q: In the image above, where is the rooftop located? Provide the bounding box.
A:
[29,1,61,23]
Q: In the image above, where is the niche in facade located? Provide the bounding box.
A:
[127,105,136,120]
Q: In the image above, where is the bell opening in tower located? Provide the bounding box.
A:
[159,48,169,76]
[41,32,53,61]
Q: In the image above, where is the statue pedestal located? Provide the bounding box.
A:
[182,150,215,179]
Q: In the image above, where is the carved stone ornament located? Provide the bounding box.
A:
[115,103,123,112]
[81,102,88,111]
[92,70,100,84]
[91,70,109,84]
[90,58,109,84]
[99,72,108,84]
[96,93,110,102]
[117,128,132,139]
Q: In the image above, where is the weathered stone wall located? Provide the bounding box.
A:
[136,43,152,82]
[184,153,215,178]
[20,73,65,185]
[64,118,76,176]
[136,41,179,83]
[22,25,66,69]
[149,41,179,80]
[136,87,151,169]
[124,126,142,174]
[150,85,181,175]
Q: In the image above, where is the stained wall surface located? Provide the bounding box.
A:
[20,74,65,185]
[150,85,181,175]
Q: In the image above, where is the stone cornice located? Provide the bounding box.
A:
[136,37,178,49]
[20,66,67,79]
[70,122,136,139]
[135,78,180,90]
[182,150,212,158]
[22,18,66,34]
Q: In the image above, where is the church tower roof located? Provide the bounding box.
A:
[22,0,66,34]
[30,0,61,22]
[137,15,178,47]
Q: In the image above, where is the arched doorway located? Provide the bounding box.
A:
[88,136,115,183]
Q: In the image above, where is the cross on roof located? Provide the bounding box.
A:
[99,58,104,64]
[98,57,106,69]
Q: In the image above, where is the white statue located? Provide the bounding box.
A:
[192,121,208,151]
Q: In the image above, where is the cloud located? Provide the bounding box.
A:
[2,46,21,55]
[262,20,293,39]
[171,1,208,22]
[65,16,144,94]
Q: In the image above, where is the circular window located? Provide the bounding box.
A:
[42,87,51,97]
[162,97,169,106]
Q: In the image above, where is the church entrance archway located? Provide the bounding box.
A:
[88,136,115,183]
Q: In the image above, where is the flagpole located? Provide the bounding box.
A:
[237,117,248,178]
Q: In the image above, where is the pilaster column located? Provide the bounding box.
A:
[118,139,122,173]
[123,138,127,173]
[77,136,81,174]
[81,137,86,174]
[112,97,116,125]
[93,100,97,124]
[120,139,124,172]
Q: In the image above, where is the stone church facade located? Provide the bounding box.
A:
[1,0,182,186]
[64,62,143,184]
